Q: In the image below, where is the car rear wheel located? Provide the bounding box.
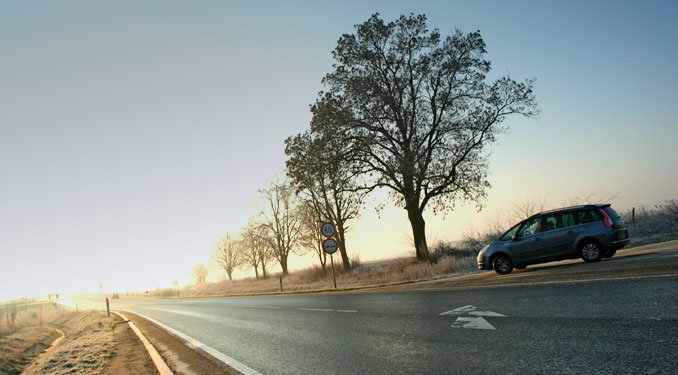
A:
[580,241,602,263]
[493,254,513,275]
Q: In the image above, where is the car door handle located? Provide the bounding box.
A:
[567,231,575,235]
[535,237,541,241]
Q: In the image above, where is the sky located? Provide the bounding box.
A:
[1,0,677,301]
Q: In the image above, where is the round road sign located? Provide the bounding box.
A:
[321,222,336,237]
[322,238,338,254]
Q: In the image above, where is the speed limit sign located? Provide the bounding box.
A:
[320,222,336,237]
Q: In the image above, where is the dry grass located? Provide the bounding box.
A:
[157,254,478,298]
[0,302,66,337]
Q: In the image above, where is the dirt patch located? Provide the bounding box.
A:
[0,325,60,375]
[122,311,240,375]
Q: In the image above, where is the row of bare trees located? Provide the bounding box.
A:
[206,175,363,281]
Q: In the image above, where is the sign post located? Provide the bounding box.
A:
[320,222,338,289]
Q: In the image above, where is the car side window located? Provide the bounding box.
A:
[558,212,576,228]
[543,215,558,231]
[518,217,541,237]
[575,209,601,224]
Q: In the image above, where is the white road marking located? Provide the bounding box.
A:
[659,254,678,258]
[124,311,262,375]
[248,306,281,309]
[469,311,506,317]
[440,305,476,315]
[298,308,359,313]
[443,305,506,330]
[451,316,496,330]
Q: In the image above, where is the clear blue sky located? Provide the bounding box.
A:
[1,1,676,300]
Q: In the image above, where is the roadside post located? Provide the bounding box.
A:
[105,297,110,317]
[321,222,338,289]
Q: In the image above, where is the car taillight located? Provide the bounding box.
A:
[598,208,613,228]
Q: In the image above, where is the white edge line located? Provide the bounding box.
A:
[299,308,334,312]
[113,312,173,375]
[122,310,263,375]
[336,310,358,313]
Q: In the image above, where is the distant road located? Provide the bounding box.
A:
[84,242,678,374]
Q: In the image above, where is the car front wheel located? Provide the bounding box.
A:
[493,254,513,275]
[580,241,602,263]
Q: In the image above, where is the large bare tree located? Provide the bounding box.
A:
[316,13,538,262]
[258,179,304,275]
[213,231,243,281]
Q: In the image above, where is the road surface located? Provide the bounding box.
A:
[84,242,678,374]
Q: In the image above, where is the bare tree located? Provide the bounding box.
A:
[297,199,328,273]
[285,123,364,270]
[315,13,538,262]
[240,221,274,278]
[191,263,208,285]
[258,179,304,276]
[213,231,243,281]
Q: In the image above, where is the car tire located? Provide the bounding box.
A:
[580,241,602,263]
[493,254,513,275]
[602,249,616,258]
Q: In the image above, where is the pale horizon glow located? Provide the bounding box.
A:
[1,1,677,301]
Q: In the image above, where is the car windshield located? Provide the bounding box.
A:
[499,223,522,241]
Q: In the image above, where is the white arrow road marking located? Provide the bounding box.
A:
[451,316,497,330]
[442,305,506,330]
[469,310,505,317]
[440,305,476,315]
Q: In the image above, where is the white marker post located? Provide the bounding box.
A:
[320,222,338,289]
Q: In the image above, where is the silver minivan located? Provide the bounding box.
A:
[477,204,630,274]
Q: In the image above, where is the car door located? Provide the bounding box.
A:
[506,216,544,264]
[538,212,577,260]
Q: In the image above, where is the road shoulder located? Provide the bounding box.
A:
[122,311,241,375]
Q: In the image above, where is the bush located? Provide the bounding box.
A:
[431,230,501,262]
[622,201,678,245]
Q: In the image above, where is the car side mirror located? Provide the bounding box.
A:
[512,233,521,242]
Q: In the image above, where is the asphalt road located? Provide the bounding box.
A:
[97,243,678,374]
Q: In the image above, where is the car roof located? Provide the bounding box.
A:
[527,203,611,219]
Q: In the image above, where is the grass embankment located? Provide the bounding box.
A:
[0,302,153,375]
[159,253,478,298]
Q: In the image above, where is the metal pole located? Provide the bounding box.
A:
[330,254,337,289]
[279,275,284,292]
[106,297,110,317]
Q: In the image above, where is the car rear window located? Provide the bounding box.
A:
[602,206,621,219]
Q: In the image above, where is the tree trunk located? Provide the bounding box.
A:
[317,246,327,275]
[226,271,233,281]
[253,265,259,278]
[407,205,431,263]
[280,255,289,276]
[336,224,351,270]
[262,264,268,278]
